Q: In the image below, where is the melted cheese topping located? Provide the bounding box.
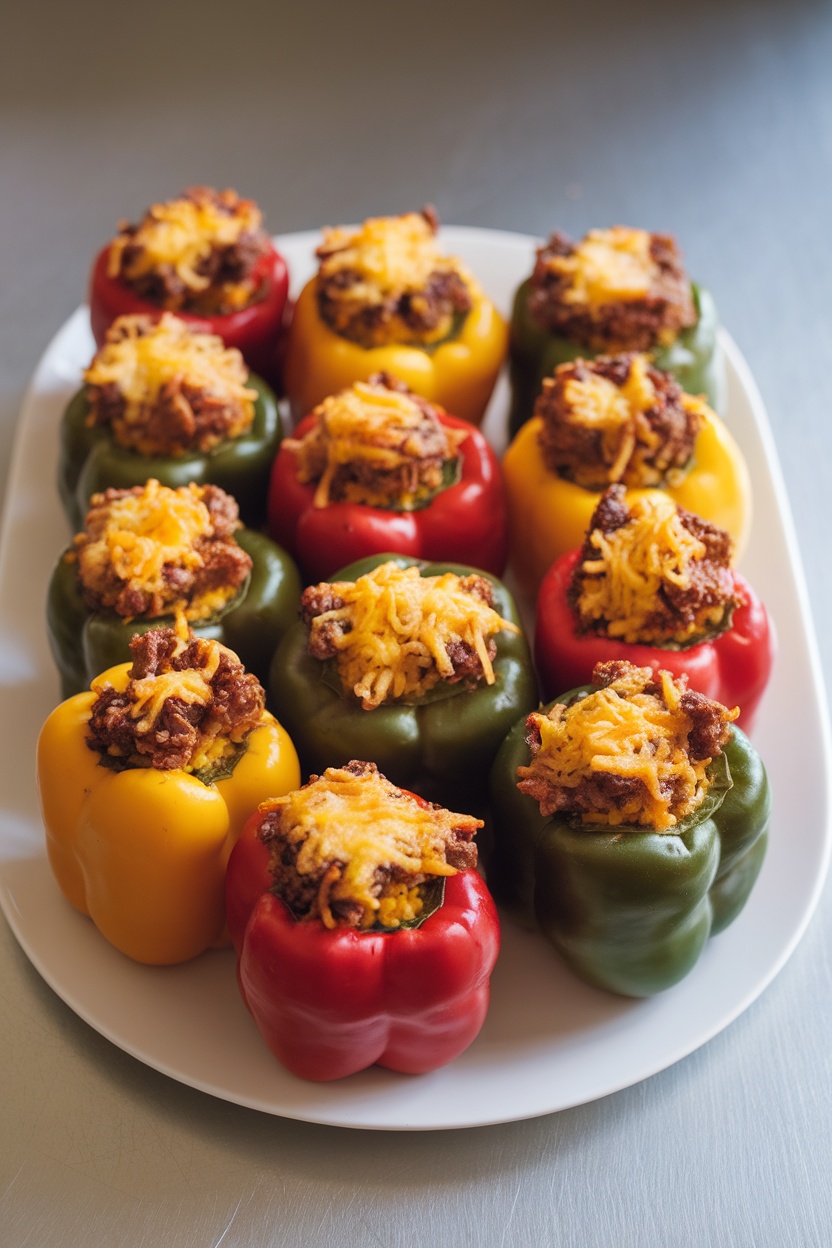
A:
[317,213,471,344]
[549,227,656,307]
[519,665,734,830]
[562,352,659,482]
[86,313,255,414]
[261,764,481,928]
[309,562,519,709]
[286,380,465,508]
[576,494,727,644]
[108,188,263,308]
[75,480,240,621]
[128,634,246,773]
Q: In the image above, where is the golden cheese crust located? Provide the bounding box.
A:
[107,186,271,316]
[570,486,738,646]
[71,480,251,622]
[86,628,265,774]
[517,660,736,830]
[536,352,703,490]
[301,561,519,709]
[315,207,473,347]
[258,760,480,929]
[528,227,696,351]
[84,313,257,456]
[285,373,465,509]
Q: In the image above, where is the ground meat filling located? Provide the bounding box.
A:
[71,480,252,622]
[258,760,481,929]
[107,187,271,316]
[536,352,703,490]
[285,372,465,509]
[86,628,265,773]
[84,314,257,456]
[528,227,696,352]
[300,561,519,708]
[315,207,473,348]
[570,485,739,646]
[517,660,737,830]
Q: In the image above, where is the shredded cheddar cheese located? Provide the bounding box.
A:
[84,314,256,455]
[86,628,265,774]
[563,353,658,482]
[316,212,472,345]
[108,188,264,311]
[306,562,519,708]
[259,762,481,928]
[575,494,730,645]
[539,353,704,490]
[286,379,465,508]
[74,480,242,622]
[546,227,656,308]
[518,663,737,830]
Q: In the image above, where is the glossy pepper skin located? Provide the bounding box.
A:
[267,409,508,582]
[37,662,301,966]
[89,244,290,388]
[46,527,301,698]
[58,373,281,532]
[535,549,775,732]
[268,553,537,809]
[283,275,508,426]
[502,407,752,596]
[225,807,500,1080]
[508,279,725,437]
[489,705,770,997]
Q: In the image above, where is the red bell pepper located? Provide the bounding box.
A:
[267,409,508,582]
[535,548,775,731]
[88,244,290,388]
[225,804,500,1081]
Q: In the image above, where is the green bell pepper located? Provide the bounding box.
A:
[507,280,726,439]
[58,373,281,532]
[47,527,300,698]
[489,692,770,996]
[268,552,538,810]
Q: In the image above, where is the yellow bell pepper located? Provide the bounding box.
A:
[283,276,508,426]
[37,662,300,966]
[503,408,752,596]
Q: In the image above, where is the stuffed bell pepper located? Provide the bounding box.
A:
[88,186,289,385]
[489,660,770,997]
[59,313,281,530]
[535,485,774,731]
[283,207,507,425]
[508,225,724,436]
[226,760,500,1080]
[268,372,508,581]
[37,626,300,965]
[502,351,751,594]
[48,479,300,697]
[268,555,537,809]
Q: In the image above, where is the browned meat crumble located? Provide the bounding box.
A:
[84,314,256,456]
[536,353,701,490]
[517,660,736,829]
[286,372,463,509]
[569,485,738,646]
[73,482,251,620]
[86,628,265,772]
[109,187,271,315]
[528,227,696,351]
[301,571,498,689]
[315,207,473,348]
[258,760,479,928]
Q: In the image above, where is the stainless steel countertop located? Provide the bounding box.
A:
[2,1,832,1243]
